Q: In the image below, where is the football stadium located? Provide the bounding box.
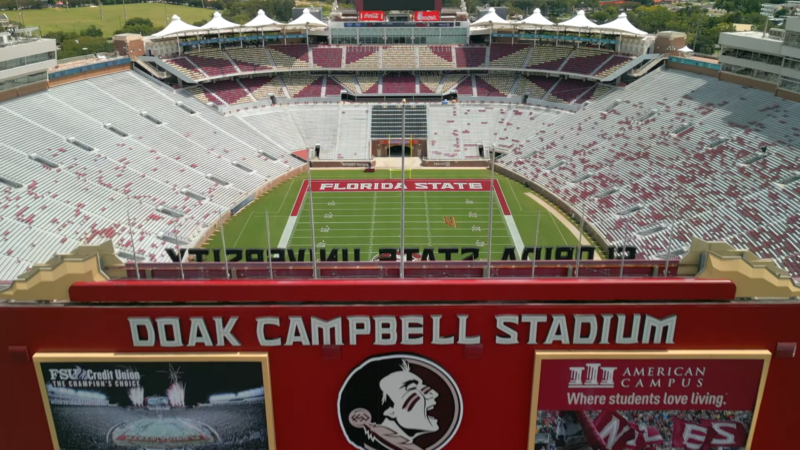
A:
[1,2,800,450]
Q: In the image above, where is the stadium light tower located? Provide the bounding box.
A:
[531,211,540,278]
[125,200,140,280]
[400,99,406,279]
[219,210,230,279]
[575,198,586,277]
[265,211,273,280]
[307,163,318,279]
[486,144,496,278]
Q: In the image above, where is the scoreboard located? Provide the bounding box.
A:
[358,0,440,11]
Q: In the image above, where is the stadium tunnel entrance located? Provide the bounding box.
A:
[389,146,412,157]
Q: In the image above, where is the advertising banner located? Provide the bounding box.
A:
[34,353,276,450]
[529,351,771,450]
[414,10,441,21]
[359,10,385,21]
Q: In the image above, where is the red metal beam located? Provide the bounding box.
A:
[69,278,736,303]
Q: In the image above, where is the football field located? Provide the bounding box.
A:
[204,169,585,261]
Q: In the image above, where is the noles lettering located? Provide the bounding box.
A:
[414,11,440,21]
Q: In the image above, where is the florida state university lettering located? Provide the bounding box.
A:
[338,354,462,450]
[127,314,677,348]
[165,245,638,262]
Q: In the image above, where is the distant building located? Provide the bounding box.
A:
[0,27,56,100]
[114,34,144,58]
[761,1,800,18]
[718,17,800,100]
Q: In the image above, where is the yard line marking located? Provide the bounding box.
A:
[289,234,511,239]
[305,207,489,212]
[233,212,254,247]
[369,191,377,255]
[549,212,568,244]
[276,177,297,214]
[424,191,432,246]
[506,178,525,211]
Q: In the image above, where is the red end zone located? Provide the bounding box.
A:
[311,179,493,192]
[292,179,511,216]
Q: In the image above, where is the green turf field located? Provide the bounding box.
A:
[204,169,589,261]
[17,4,213,37]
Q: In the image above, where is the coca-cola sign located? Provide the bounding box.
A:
[414,10,440,21]
[359,10,385,21]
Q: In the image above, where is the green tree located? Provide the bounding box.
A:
[82,24,104,37]
[220,0,295,24]
[628,5,674,32]
[43,30,80,45]
[59,36,114,58]
[589,5,620,23]
[774,8,789,17]
[114,17,157,36]
[713,0,761,14]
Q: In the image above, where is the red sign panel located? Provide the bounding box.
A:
[359,10,385,21]
[0,301,795,450]
[532,352,769,450]
[311,178,492,192]
[414,10,440,21]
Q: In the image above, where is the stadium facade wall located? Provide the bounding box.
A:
[47,63,132,87]
[4,290,800,450]
[0,79,48,102]
[777,87,800,102]
[310,160,376,168]
[217,98,339,116]
[371,140,429,158]
[495,165,611,255]
[719,71,778,94]
[421,159,487,167]
[664,59,720,78]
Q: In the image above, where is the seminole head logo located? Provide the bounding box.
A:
[338,354,462,450]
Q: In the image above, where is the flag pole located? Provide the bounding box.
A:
[575,198,586,277]
[126,199,140,280]
[400,99,406,278]
[175,221,185,280]
[486,144,496,278]
[531,211,540,278]
[265,211,273,280]
[306,163,318,279]
[663,219,675,277]
[219,210,230,279]
[620,226,631,278]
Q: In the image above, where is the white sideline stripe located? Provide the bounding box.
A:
[290,234,511,239]
[279,216,298,248]
[504,215,525,258]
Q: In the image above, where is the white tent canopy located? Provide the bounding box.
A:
[597,13,648,35]
[245,9,282,27]
[558,10,597,28]
[287,8,327,27]
[471,7,509,26]
[678,46,694,53]
[201,11,240,30]
[517,8,553,26]
[153,15,201,37]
